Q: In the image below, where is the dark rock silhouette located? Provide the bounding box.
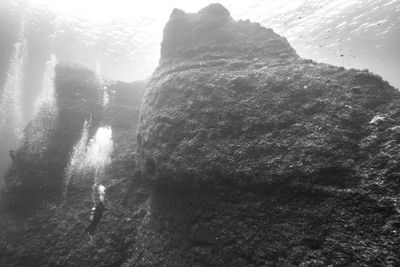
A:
[2,64,103,210]
[2,64,146,211]
[0,63,147,266]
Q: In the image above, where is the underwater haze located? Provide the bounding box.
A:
[0,0,399,85]
[2,1,400,266]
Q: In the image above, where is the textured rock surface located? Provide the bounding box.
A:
[1,3,400,267]
[0,65,147,266]
[159,4,297,66]
[134,3,400,266]
[137,3,397,189]
[2,64,102,209]
[1,65,146,210]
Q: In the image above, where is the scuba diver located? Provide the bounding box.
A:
[84,200,106,236]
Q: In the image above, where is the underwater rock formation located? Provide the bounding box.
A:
[2,3,400,267]
[134,3,400,266]
[2,64,146,210]
[137,3,397,189]
[2,64,102,209]
[0,64,147,267]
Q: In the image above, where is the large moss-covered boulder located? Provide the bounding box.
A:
[2,3,400,266]
[137,3,398,188]
[131,5,400,265]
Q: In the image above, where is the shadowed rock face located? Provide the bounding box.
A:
[0,64,148,266]
[2,64,146,211]
[2,64,102,210]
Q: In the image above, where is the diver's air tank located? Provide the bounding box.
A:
[90,206,96,221]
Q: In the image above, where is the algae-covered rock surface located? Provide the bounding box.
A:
[2,3,400,267]
[134,3,400,266]
[137,4,397,189]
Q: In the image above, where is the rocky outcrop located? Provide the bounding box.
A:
[137,3,397,189]
[2,64,146,211]
[2,64,101,210]
[0,64,147,266]
[1,3,400,267]
[134,3,400,266]
[159,4,297,66]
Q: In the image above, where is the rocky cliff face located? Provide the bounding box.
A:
[3,64,102,210]
[137,4,397,189]
[159,4,297,66]
[0,64,147,266]
[2,64,147,211]
[134,3,400,266]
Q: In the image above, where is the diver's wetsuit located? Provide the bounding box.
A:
[84,201,106,235]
